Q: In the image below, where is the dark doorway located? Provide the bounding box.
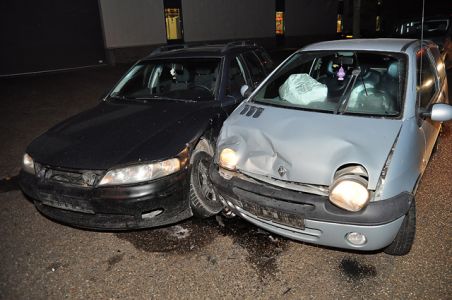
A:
[0,0,106,76]
[163,0,184,44]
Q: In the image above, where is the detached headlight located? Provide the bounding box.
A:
[219,148,239,171]
[22,153,35,174]
[329,175,370,212]
[98,158,180,186]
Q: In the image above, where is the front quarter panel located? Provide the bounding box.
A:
[377,117,425,200]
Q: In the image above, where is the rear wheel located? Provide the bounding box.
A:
[384,200,416,256]
[189,144,223,218]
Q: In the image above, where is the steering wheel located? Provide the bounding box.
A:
[188,83,212,93]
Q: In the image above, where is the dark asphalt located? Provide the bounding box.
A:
[0,64,450,299]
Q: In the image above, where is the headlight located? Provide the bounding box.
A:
[219,148,239,170]
[98,158,180,186]
[329,175,370,212]
[22,153,35,174]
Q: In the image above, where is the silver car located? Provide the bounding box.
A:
[210,39,452,255]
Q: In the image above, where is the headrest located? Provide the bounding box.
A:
[176,68,189,82]
[387,62,398,78]
[327,61,334,75]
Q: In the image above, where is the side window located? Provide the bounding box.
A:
[417,49,438,109]
[429,46,446,81]
[242,51,267,86]
[254,49,275,74]
[226,57,247,98]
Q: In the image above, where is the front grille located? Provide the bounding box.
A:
[36,164,103,187]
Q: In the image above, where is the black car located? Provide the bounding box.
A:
[20,42,274,230]
[393,15,452,68]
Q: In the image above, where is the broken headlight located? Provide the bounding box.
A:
[219,148,239,171]
[98,158,180,186]
[329,175,370,212]
[22,153,35,174]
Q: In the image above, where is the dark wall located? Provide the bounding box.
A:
[0,0,105,76]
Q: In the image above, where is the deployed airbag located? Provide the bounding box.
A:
[279,73,328,105]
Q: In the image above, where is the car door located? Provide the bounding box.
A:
[416,46,444,167]
[219,55,249,117]
[241,50,268,88]
[254,48,276,75]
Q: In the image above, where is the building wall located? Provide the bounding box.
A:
[182,0,275,42]
[99,0,166,48]
[285,0,337,37]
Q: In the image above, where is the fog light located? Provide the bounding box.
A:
[345,232,367,246]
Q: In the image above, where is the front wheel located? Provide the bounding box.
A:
[384,200,416,256]
[189,150,223,218]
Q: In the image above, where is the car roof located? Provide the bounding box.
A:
[144,43,261,60]
[301,38,419,53]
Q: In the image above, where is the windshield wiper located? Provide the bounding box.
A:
[109,94,152,104]
[354,53,368,97]
[334,73,358,114]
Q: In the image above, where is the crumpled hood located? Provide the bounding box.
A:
[217,103,402,190]
[28,100,213,170]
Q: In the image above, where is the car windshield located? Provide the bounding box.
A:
[111,58,221,102]
[252,51,406,117]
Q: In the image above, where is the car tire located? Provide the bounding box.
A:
[189,144,223,218]
[384,200,416,256]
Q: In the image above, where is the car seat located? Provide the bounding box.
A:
[347,64,397,115]
[193,67,213,90]
[380,61,399,100]
[171,66,190,90]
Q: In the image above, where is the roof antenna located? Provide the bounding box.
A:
[418,0,425,96]
[420,0,425,45]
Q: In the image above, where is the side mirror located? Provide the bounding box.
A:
[429,103,452,122]
[240,85,253,98]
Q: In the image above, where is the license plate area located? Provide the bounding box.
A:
[239,200,305,230]
[40,192,95,214]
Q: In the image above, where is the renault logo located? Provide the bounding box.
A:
[278,166,287,177]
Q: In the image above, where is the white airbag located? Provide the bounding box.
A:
[279,74,328,105]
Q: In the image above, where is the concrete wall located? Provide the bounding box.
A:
[285,0,337,37]
[182,0,275,42]
[99,0,166,48]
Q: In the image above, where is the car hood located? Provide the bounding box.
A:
[217,103,402,190]
[27,100,214,170]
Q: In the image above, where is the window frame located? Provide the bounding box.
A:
[240,50,268,87]
[416,46,441,111]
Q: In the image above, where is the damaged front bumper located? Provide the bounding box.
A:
[20,169,192,230]
[210,164,413,251]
